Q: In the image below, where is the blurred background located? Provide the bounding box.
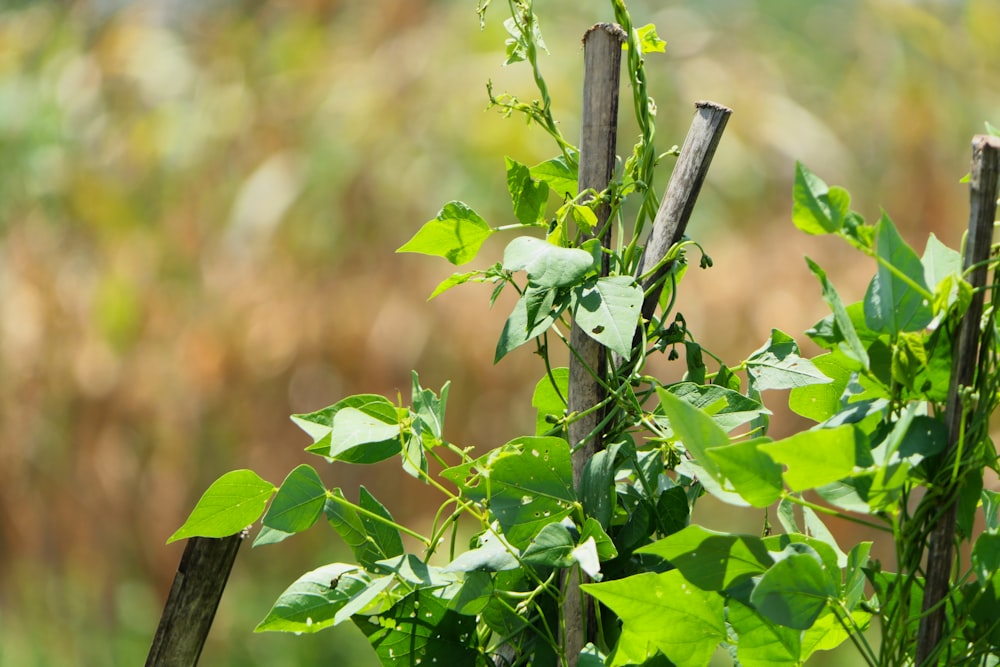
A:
[0,0,997,664]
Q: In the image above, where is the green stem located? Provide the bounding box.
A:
[325,492,432,545]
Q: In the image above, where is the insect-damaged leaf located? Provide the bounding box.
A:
[398,201,493,265]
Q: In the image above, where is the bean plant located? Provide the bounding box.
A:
[170,1,1000,665]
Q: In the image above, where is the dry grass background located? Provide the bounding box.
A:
[0,0,998,663]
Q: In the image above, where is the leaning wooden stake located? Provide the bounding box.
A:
[636,101,731,323]
[916,134,1000,665]
[146,533,245,667]
[564,22,624,664]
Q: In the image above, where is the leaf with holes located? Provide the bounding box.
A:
[572,276,643,358]
[397,201,493,265]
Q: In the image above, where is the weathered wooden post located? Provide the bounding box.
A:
[917,134,1000,664]
[564,23,626,663]
[146,533,245,667]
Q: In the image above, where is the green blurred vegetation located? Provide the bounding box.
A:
[0,0,996,664]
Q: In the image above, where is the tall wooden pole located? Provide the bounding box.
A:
[564,22,624,665]
[916,134,1000,664]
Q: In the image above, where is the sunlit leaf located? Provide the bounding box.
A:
[583,570,726,667]
[637,525,773,591]
[168,470,275,543]
[759,426,859,491]
[506,156,549,226]
[397,201,493,265]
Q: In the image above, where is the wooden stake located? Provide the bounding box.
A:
[916,134,1000,664]
[565,22,624,665]
[146,533,245,667]
[637,101,731,325]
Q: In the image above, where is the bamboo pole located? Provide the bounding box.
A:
[146,533,245,667]
[916,134,1000,665]
[636,101,731,325]
[564,22,625,665]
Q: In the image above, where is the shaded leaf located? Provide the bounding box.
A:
[750,544,836,630]
[254,464,327,547]
[255,563,367,633]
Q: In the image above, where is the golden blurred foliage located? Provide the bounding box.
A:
[0,0,996,663]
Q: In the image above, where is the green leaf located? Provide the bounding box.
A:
[805,258,869,367]
[728,599,802,667]
[572,276,643,358]
[637,525,774,591]
[294,394,402,464]
[530,154,578,199]
[583,570,726,667]
[442,437,576,548]
[168,469,275,543]
[750,544,836,630]
[579,517,618,561]
[788,352,854,423]
[325,407,402,464]
[532,367,568,436]
[666,382,771,432]
[792,163,847,235]
[706,438,784,507]
[255,563,367,633]
[254,464,327,547]
[746,329,832,392]
[354,590,480,665]
[974,534,1000,585]
[506,156,550,226]
[580,444,618,528]
[436,570,493,615]
[632,23,667,54]
[324,487,404,570]
[799,608,870,660]
[494,287,571,362]
[922,233,963,296]
[503,236,594,288]
[397,201,493,265]
[758,425,859,491]
[845,542,872,610]
[411,371,449,441]
[983,489,1000,532]
[863,212,933,334]
[521,521,575,568]
[372,554,455,589]
[443,528,520,573]
[684,341,706,384]
[334,574,395,626]
[657,388,729,486]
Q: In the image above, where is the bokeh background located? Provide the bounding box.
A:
[1,0,997,664]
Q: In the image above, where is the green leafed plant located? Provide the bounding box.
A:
[170,1,1000,665]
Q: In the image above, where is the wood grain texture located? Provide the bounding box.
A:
[146,533,245,667]
[916,135,1000,665]
[637,101,731,325]
[565,23,624,667]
